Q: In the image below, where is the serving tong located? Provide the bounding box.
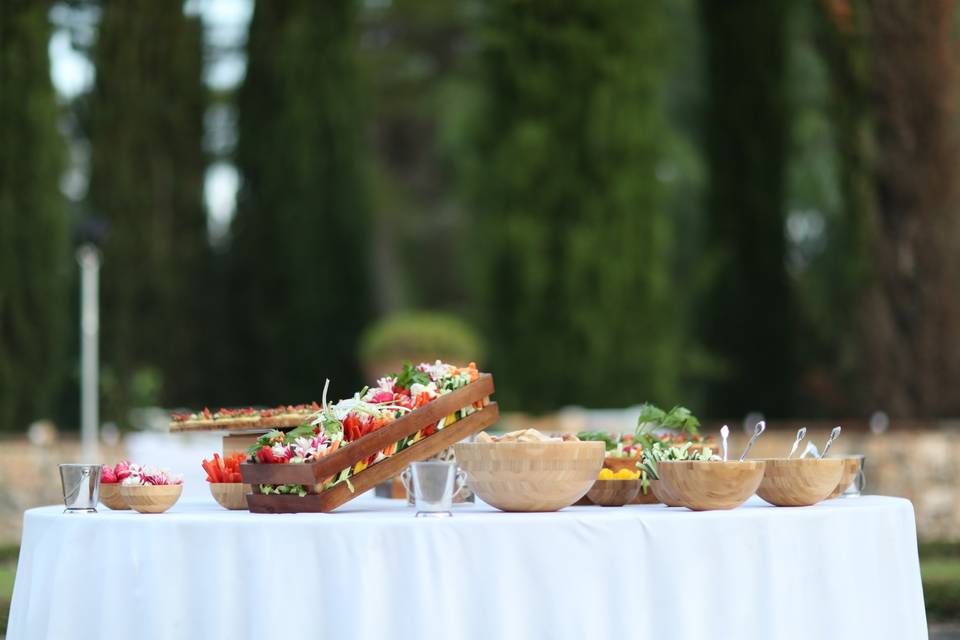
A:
[787,427,807,459]
[739,420,766,461]
[818,426,842,459]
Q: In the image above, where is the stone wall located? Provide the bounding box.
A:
[1,423,959,544]
[0,437,125,545]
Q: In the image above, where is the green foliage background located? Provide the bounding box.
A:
[0,0,69,432]
[85,0,210,416]
[226,0,373,404]
[2,0,959,428]
[468,0,677,411]
[696,0,796,417]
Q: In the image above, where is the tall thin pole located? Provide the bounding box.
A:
[77,245,101,462]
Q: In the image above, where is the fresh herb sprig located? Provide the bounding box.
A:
[394,361,430,390]
[635,403,701,450]
[576,431,619,451]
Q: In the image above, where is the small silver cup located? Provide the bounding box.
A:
[59,464,102,513]
[843,454,866,498]
[401,461,466,517]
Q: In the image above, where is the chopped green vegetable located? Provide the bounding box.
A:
[576,431,619,450]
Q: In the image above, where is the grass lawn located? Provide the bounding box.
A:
[922,559,960,582]
[0,557,17,636]
[922,552,960,622]
[0,565,14,598]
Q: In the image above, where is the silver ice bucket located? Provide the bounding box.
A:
[59,464,102,513]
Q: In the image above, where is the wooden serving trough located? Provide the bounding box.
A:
[241,373,498,513]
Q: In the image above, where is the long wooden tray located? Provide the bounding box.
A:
[241,374,497,513]
[169,414,311,433]
[246,404,498,513]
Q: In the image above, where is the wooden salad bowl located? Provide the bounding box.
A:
[600,458,658,504]
[587,479,641,506]
[631,487,660,504]
[209,483,251,510]
[756,458,844,507]
[120,484,183,514]
[657,460,765,511]
[99,483,129,510]
[827,457,861,499]
[603,457,641,474]
[454,441,604,512]
[649,478,684,507]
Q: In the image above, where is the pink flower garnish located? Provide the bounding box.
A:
[368,390,394,403]
[114,460,132,481]
[101,465,117,483]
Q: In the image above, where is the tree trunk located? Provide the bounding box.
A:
[821,0,960,417]
[867,0,960,416]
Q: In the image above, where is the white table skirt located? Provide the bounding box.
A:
[7,495,926,640]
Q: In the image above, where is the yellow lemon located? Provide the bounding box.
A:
[598,468,615,480]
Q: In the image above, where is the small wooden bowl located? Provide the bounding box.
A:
[603,458,657,503]
[649,478,684,507]
[120,484,183,514]
[99,483,130,510]
[757,458,844,507]
[586,479,641,506]
[827,457,860,499]
[631,486,660,504]
[454,441,605,512]
[657,460,766,511]
[209,483,251,510]
[603,457,641,474]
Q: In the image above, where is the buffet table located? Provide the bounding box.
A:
[7,495,926,640]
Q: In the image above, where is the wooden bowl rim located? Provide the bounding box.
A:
[657,460,765,470]
[758,457,845,466]
[120,484,184,492]
[456,441,605,449]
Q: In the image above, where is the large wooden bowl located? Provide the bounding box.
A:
[209,482,251,510]
[757,458,844,507]
[827,457,861,499]
[649,478,684,507]
[586,479,641,506]
[657,460,766,511]
[454,441,604,512]
[99,483,129,510]
[120,484,183,514]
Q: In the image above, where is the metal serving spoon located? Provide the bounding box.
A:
[739,420,766,461]
[721,425,729,462]
[787,427,807,459]
[819,426,842,459]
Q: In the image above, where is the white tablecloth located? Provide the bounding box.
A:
[7,496,926,640]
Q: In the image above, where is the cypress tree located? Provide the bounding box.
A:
[470,0,677,411]
[0,0,69,431]
[697,0,795,417]
[86,0,209,416]
[227,0,372,403]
